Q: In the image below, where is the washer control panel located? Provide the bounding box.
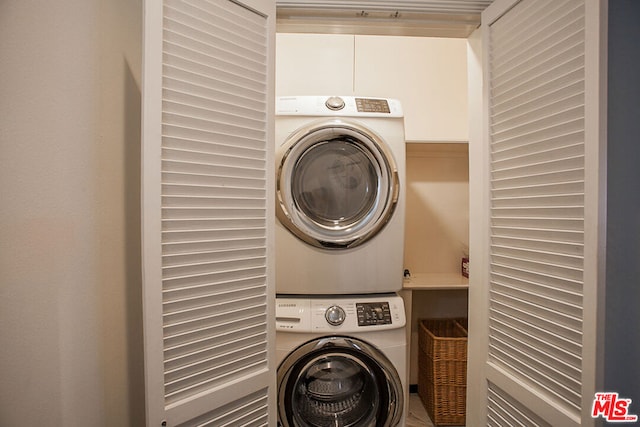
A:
[275,294,405,333]
[356,302,392,326]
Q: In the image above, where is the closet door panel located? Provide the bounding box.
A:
[142,0,276,425]
[468,0,605,425]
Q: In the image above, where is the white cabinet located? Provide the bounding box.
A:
[276,33,355,96]
[275,34,468,142]
[354,36,468,143]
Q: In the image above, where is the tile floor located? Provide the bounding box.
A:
[406,393,435,427]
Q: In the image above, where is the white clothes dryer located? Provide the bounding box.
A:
[275,96,406,294]
[275,294,408,427]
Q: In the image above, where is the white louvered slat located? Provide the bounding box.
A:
[490,1,583,70]
[174,389,269,427]
[164,318,266,361]
[163,304,267,344]
[488,0,585,421]
[488,383,552,427]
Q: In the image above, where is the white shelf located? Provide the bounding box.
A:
[402,272,469,290]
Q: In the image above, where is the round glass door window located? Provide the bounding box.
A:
[277,337,403,427]
[276,120,399,249]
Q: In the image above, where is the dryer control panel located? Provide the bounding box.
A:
[276,95,403,118]
[275,294,405,333]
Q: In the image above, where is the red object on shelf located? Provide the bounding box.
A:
[461,257,469,278]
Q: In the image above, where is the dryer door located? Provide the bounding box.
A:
[277,336,403,427]
[276,119,399,249]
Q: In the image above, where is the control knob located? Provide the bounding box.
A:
[325,305,346,326]
[325,96,345,111]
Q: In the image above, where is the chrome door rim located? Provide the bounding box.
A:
[276,119,399,249]
[277,336,404,427]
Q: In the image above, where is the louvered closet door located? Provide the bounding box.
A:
[142,0,276,425]
[468,0,604,425]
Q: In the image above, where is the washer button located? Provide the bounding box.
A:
[325,305,346,326]
[325,96,345,111]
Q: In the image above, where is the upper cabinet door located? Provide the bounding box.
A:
[354,35,469,143]
[467,0,605,425]
[275,33,355,96]
[141,0,276,425]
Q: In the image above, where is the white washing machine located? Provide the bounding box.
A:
[275,96,406,294]
[275,294,408,427]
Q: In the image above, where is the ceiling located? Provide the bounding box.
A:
[276,0,495,37]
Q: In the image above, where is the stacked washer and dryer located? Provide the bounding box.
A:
[274,96,408,427]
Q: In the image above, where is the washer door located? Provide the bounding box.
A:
[276,119,399,249]
[277,336,403,427]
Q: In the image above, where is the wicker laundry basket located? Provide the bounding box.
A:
[418,318,468,426]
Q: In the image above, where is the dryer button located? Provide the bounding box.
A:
[325,96,345,111]
[325,305,346,326]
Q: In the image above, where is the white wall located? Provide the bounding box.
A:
[0,1,144,425]
[403,143,469,274]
